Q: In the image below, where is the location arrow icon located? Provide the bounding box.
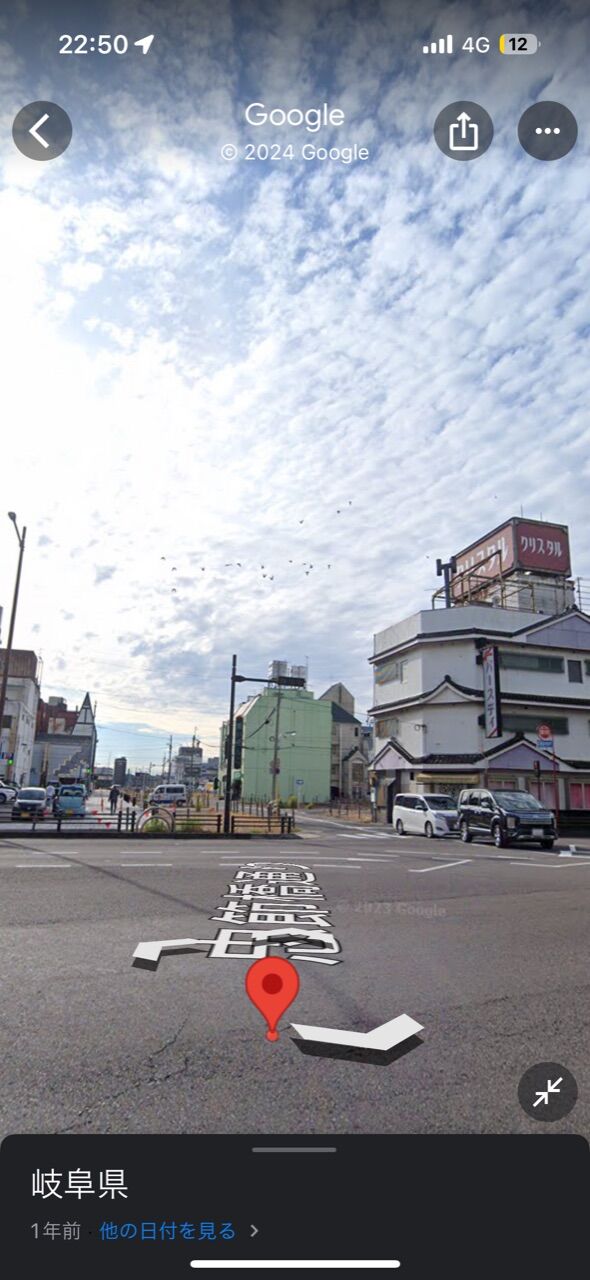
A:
[291,1013,423,1052]
[134,34,155,54]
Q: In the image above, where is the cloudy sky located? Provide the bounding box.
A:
[0,0,588,769]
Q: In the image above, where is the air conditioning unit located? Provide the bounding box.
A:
[269,660,289,681]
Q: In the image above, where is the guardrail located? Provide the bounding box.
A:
[1,805,295,837]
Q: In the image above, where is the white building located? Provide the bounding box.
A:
[0,649,40,786]
[370,604,590,822]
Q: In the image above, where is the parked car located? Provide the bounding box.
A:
[11,787,47,821]
[53,784,86,818]
[0,782,18,806]
[147,783,188,807]
[457,788,556,849]
[393,793,459,837]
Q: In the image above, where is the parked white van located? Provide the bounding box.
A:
[393,793,458,838]
[147,784,188,807]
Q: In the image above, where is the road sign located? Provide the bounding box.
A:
[482,645,502,737]
[536,723,554,751]
[295,778,304,787]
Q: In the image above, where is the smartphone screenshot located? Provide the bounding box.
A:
[1,1,588,1275]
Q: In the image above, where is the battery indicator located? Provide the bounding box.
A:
[499,33,540,54]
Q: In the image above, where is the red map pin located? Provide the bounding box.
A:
[245,956,300,1042]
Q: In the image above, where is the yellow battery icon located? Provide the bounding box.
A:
[499,33,540,54]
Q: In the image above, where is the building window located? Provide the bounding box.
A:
[1,716,13,728]
[501,713,569,735]
[567,659,583,683]
[498,652,564,673]
[375,716,400,738]
[374,659,406,686]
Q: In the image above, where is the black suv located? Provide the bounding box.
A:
[457,788,556,850]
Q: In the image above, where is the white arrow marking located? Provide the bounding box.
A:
[291,1012,423,1051]
[134,34,155,54]
[29,113,50,148]
[533,1077,563,1106]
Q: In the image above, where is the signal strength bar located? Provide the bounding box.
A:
[422,34,453,54]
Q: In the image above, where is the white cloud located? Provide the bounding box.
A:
[1,0,589,765]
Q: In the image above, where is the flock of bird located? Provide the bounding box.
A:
[161,501,353,594]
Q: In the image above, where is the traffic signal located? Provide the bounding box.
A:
[213,777,219,790]
[234,716,244,769]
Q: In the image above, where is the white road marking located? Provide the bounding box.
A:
[407,859,472,873]
[119,862,174,867]
[301,818,402,836]
[15,863,72,868]
[349,857,399,863]
[310,864,361,871]
[509,860,590,869]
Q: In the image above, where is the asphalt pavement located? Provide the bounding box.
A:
[1,811,589,1140]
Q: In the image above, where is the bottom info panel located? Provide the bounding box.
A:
[0,1134,588,1278]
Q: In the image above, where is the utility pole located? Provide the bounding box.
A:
[270,680,283,805]
[223,654,238,834]
[0,515,27,781]
[190,727,199,792]
[167,735,173,781]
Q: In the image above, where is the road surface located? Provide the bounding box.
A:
[1,812,588,1138]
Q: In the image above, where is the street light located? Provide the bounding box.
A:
[0,513,27,783]
[222,656,306,833]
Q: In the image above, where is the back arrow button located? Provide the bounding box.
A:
[12,101,73,161]
[29,113,50,148]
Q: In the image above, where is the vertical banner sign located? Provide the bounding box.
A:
[482,645,502,738]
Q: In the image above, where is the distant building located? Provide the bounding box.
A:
[31,692,97,785]
[0,648,41,785]
[113,757,127,786]
[201,756,219,785]
[319,684,369,798]
[174,741,204,788]
[95,765,114,787]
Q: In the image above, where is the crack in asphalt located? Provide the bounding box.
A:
[60,1016,192,1130]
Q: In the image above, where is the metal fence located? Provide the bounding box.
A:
[2,805,295,837]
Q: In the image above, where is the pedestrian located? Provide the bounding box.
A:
[109,784,119,814]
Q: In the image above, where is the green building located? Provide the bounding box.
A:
[220,685,332,803]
